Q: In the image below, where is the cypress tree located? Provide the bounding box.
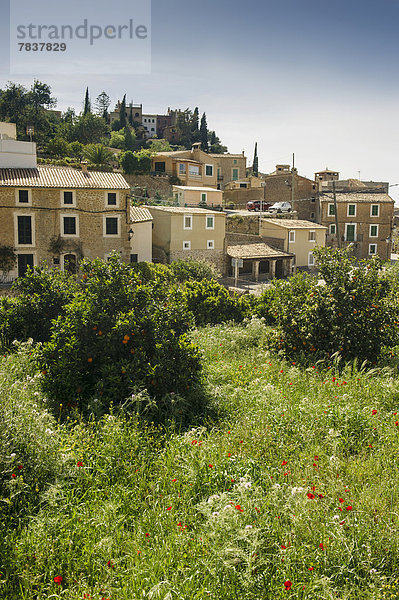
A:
[128,103,134,126]
[119,94,127,128]
[83,87,91,115]
[191,107,199,143]
[253,142,259,176]
[199,112,209,151]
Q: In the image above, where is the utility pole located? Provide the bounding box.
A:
[291,153,295,208]
[332,180,341,248]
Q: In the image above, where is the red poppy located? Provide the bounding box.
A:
[281,545,287,549]
[235,505,244,512]
[11,473,16,479]
[319,543,324,550]
[53,576,63,585]
[318,494,324,499]
[308,567,314,571]
[17,465,23,470]
[192,440,197,445]
[339,498,344,503]
[372,409,377,415]
[172,478,177,482]
[395,422,399,426]
[339,520,345,525]
[167,506,172,511]
[314,456,319,461]
[208,464,213,468]
[77,461,83,467]
[307,492,315,499]
[107,560,114,568]
[282,460,287,466]
[346,506,353,511]
[145,533,150,538]
[284,580,292,591]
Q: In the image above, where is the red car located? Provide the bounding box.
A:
[246,200,272,212]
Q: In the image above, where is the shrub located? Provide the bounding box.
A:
[38,256,201,413]
[179,279,245,326]
[0,267,79,347]
[170,258,221,282]
[262,247,399,362]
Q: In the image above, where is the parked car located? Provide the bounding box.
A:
[268,202,292,213]
[246,200,272,212]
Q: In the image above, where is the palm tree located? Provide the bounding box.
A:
[83,144,114,168]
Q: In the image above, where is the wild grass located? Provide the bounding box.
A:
[2,320,399,599]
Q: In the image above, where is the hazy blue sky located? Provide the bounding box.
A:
[1,0,399,199]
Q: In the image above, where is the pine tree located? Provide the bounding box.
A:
[83,87,91,115]
[119,94,127,128]
[94,91,111,119]
[200,112,209,152]
[253,142,259,176]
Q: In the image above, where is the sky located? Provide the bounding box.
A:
[1,0,399,201]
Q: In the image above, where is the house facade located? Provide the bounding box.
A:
[264,166,319,221]
[152,143,219,188]
[147,205,226,273]
[260,218,327,271]
[208,152,247,189]
[319,192,394,260]
[172,185,223,208]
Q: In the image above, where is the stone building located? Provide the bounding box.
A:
[147,205,226,273]
[264,165,318,221]
[0,122,152,280]
[208,152,247,189]
[319,191,394,260]
[152,143,219,188]
[172,185,223,208]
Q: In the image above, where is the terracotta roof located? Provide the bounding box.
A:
[263,218,327,229]
[0,165,130,190]
[227,243,293,260]
[319,192,393,204]
[146,205,223,216]
[130,207,153,223]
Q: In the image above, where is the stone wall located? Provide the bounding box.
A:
[226,214,260,235]
[169,248,226,275]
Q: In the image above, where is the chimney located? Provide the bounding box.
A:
[81,160,89,175]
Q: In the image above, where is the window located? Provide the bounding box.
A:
[288,230,295,243]
[63,253,77,274]
[233,159,237,165]
[105,217,118,236]
[154,162,165,172]
[63,216,77,236]
[347,204,356,216]
[206,215,214,230]
[107,192,117,206]
[240,183,248,188]
[17,215,32,245]
[328,203,335,216]
[184,215,192,230]
[207,240,214,249]
[330,224,336,234]
[308,230,316,242]
[205,164,213,177]
[370,224,378,237]
[308,252,315,267]
[369,244,377,255]
[17,189,30,204]
[201,193,207,204]
[311,197,316,203]
[310,212,315,219]
[345,223,356,242]
[62,191,75,206]
[232,168,239,181]
[179,163,186,174]
[188,165,200,176]
[183,241,191,250]
[17,253,34,277]
[371,204,379,217]
[130,254,138,263]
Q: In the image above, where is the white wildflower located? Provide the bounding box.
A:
[207,494,220,503]
[291,486,305,496]
[245,525,253,530]
[212,511,220,517]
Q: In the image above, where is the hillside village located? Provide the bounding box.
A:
[0,84,396,287]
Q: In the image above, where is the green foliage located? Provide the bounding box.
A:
[0,267,79,347]
[46,136,69,158]
[179,279,245,326]
[0,245,16,274]
[170,258,221,282]
[61,112,109,145]
[83,87,91,115]
[119,150,138,174]
[83,144,114,168]
[67,140,84,159]
[38,256,201,413]
[148,138,172,153]
[259,247,399,362]
[200,112,209,151]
